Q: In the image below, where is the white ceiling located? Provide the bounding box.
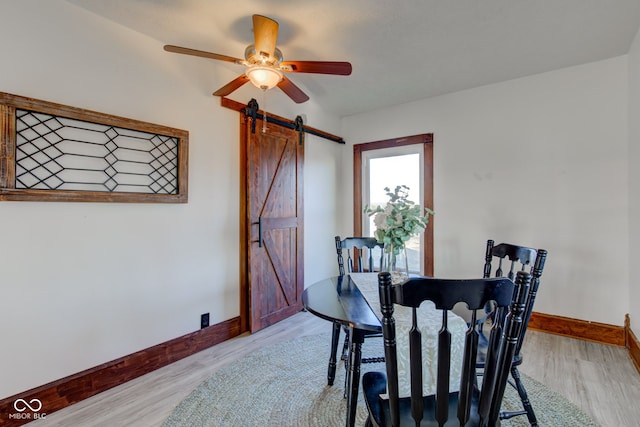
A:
[67,0,640,117]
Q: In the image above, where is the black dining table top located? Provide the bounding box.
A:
[302,274,381,333]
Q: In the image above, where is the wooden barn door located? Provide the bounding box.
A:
[241,113,304,333]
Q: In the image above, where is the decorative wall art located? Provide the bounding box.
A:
[0,92,188,203]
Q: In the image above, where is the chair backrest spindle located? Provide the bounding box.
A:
[516,248,547,356]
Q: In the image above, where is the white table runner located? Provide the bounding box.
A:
[349,273,467,397]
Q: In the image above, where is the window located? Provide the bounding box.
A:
[353,134,433,275]
[363,145,423,273]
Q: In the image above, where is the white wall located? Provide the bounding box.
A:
[342,56,629,327]
[629,27,640,337]
[0,1,342,398]
[303,135,347,284]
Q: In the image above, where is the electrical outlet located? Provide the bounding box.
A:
[200,313,210,329]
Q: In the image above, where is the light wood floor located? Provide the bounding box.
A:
[28,311,640,427]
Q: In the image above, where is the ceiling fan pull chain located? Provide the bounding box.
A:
[262,89,268,133]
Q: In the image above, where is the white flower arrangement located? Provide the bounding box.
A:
[365,185,434,271]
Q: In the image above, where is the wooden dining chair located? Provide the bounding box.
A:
[327,236,384,390]
[363,271,530,427]
[478,239,548,426]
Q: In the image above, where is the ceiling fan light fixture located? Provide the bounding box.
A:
[246,65,283,90]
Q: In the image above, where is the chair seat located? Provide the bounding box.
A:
[363,371,485,427]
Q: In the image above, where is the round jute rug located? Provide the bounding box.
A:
[162,333,599,427]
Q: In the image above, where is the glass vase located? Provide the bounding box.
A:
[384,246,409,283]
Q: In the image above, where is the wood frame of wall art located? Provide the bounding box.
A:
[0,92,188,203]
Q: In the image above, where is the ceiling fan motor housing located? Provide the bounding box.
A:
[245,44,283,66]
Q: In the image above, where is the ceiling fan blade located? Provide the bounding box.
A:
[164,45,243,64]
[213,75,250,96]
[277,76,309,104]
[280,61,352,76]
[252,15,279,58]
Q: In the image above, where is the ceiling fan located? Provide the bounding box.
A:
[164,14,352,103]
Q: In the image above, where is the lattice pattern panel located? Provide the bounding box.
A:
[15,109,179,194]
